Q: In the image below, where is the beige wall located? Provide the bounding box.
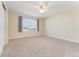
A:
[73,7,79,41]
[45,8,79,43]
[8,10,44,39]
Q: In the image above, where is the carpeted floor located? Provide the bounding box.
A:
[1,36,79,57]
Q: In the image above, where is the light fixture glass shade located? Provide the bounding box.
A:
[39,4,48,13]
[40,9,45,13]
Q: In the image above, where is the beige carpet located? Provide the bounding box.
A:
[1,36,79,57]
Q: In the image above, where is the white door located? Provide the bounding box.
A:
[0,2,5,55]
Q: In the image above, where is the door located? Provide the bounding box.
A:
[0,2,5,55]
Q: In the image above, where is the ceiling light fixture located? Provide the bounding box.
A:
[38,2,48,13]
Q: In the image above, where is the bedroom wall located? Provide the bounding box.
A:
[8,10,44,39]
[8,5,79,43]
[73,7,79,41]
[45,8,79,43]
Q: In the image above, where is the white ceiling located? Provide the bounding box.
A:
[6,1,79,18]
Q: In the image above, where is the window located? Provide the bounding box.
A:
[18,16,39,32]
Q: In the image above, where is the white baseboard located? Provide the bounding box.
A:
[45,34,79,44]
[9,34,44,40]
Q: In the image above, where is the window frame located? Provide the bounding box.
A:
[18,16,39,32]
